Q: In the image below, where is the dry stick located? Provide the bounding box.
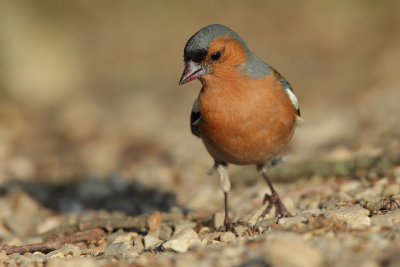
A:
[1,228,105,255]
[41,214,150,240]
[41,212,189,241]
[1,212,202,255]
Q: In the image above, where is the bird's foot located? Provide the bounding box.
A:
[221,217,250,236]
[222,216,238,235]
[260,191,292,219]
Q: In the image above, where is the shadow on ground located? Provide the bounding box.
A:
[0,175,178,216]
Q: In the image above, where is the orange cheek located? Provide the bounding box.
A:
[206,38,248,81]
[208,37,248,67]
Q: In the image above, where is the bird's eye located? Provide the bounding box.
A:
[211,51,222,61]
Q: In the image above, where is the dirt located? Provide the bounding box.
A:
[0,1,400,266]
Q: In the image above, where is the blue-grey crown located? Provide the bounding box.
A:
[183,24,271,79]
[184,24,248,63]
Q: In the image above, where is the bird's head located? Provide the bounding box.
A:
[179,24,266,85]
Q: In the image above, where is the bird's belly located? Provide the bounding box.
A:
[199,115,295,165]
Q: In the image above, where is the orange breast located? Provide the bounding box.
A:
[198,73,296,165]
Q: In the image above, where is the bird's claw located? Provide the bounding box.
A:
[260,191,291,219]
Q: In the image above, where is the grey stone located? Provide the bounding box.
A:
[104,242,135,258]
[159,226,173,240]
[133,235,144,253]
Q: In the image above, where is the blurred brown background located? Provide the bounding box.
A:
[0,1,399,212]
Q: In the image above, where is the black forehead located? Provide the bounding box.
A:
[184,48,208,63]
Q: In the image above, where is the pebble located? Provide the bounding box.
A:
[385,210,400,224]
[162,228,201,252]
[278,215,307,228]
[46,250,65,260]
[148,211,161,232]
[4,192,41,237]
[199,232,221,244]
[327,205,371,229]
[213,212,225,229]
[220,231,236,243]
[174,220,197,233]
[104,242,136,258]
[60,243,82,257]
[383,183,400,197]
[143,233,162,249]
[133,235,145,252]
[159,226,173,240]
[52,258,98,267]
[0,250,9,260]
[371,215,390,227]
[263,232,322,267]
[355,189,380,202]
[340,180,362,194]
[14,254,31,265]
[233,225,248,236]
[112,232,137,246]
[371,178,388,195]
[198,226,211,235]
[32,251,46,262]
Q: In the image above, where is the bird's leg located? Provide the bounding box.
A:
[216,163,235,231]
[257,163,291,218]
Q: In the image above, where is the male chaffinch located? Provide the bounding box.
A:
[179,24,302,229]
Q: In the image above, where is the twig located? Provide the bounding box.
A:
[1,228,105,255]
[41,214,150,240]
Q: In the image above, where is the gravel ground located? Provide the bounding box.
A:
[1,1,400,266]
[0,158,400,266]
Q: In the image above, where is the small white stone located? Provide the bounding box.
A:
[213,212,225,229]
[383,183,400,197]
[327,205,371,229]
[143,233,162,249]
[46,251,65,260]
[60,243,81,257]
[220,231,236,243]
[162,228,201,252]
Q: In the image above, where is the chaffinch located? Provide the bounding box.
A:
[179,24,302,229]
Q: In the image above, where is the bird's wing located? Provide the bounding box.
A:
[272,70,301,116]
[190,94,202,137]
